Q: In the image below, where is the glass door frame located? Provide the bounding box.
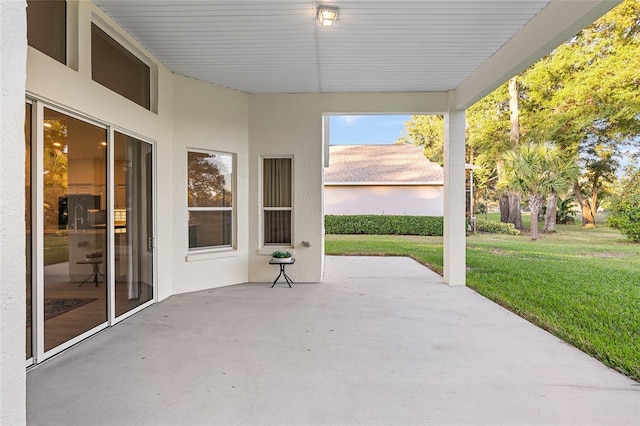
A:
[109,126,157,326]
[27,97,157,364]
[26,99,35,368]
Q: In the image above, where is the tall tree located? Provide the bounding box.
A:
[522,0,640,226]
[499,77,523,229]
[573,139,618,226]
[399,0,640,225]
[396,115,444,165]
[544,152,581,233]
[466,82,512,213]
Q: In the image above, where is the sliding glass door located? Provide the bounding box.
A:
[42,107,108,352]
[113,132,153,318]
[27,102,155,363]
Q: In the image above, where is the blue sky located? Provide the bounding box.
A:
[329,115,411,145]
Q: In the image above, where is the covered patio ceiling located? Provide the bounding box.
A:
[94,0,621,109]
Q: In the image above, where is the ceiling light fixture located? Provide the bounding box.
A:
[317,6,338,26]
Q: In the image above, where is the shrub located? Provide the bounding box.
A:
[325,215,443,236]
[614,213,640,242]
[556,197,577,224]
[607,197,640,242]
[607,168,640,242]
[475,218,520,235]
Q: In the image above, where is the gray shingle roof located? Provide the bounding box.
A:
[324,144,443,184]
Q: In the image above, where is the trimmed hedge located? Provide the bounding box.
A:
[325,215,443,236]
[476,218,521,235]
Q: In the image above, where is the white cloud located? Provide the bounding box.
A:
[336,115,365,125]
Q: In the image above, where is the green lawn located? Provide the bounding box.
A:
[44,234,69,265]
[325,223,640,381]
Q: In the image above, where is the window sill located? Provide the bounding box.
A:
[258,247,295,256]
[186,249,237,262]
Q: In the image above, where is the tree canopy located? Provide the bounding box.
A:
[398,0,640,230]
[396,115,444,166]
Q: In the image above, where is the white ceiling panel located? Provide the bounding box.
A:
[93,0,618,97]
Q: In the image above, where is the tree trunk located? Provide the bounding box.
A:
[590,177,599,219]
[499,193,509,222]
[544,193,558,233]
[502,78,523,229]
[529,193,542,240]
[508,191,522,229]
[574,182,595,227]
[499,191,522,228]
[509,77,520,146]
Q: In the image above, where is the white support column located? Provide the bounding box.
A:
[443,91,466,286]
[0,1,28,424]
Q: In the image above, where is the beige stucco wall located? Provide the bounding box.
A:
[324,185,444,216]
[26,1,176,301]
[20,0,458,325]
[1,0,618,421]
[24,2,253,297]
[1,2,27,424]
[171,75,250,293]
[248,92,449,283]
[0,2,458,421]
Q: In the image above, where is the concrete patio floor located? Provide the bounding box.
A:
[28,256,639,425]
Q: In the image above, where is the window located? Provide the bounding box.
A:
[91,23,151,109]
[187,151,234,250]
[262,158,292,246]
[27,0,66,64]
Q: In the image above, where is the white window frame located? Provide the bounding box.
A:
[187,148,236,254]
[259,155,294,253]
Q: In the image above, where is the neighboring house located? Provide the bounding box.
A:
[324,145,443,216]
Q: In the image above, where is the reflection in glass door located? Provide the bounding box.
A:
[42,107,108,352]
[113,132,153,318]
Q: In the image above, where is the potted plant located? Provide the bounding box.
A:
[271,250,293,263]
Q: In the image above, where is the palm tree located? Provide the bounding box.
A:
[543,153,580,233]
[503,142,579,240]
